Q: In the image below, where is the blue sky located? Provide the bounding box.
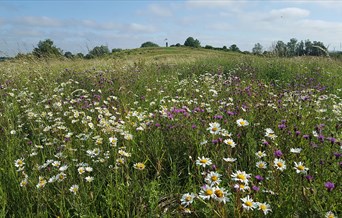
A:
[1,0,342,56]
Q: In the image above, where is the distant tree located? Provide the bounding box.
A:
[273,41,287,57]
[75,53,84,58]
[184,37,201,48]
[64,51,74,59]
[88,45,110,58]
[312,41,328,56]
[33,39,63,58]
[112,48,122,53]
[252,43,263,55]
[222,46,228,51]
[204,45,214,49]
[296,40,305,56]
[140,41,159,48]
[229,44,240,52]
[175,43,181,47]
[304,40,313,56]
[286,38,298,57]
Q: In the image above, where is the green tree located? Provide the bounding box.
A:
[140,41,159,48]
[64,51,74,59]
[88,45,110,58]
[33,39,63,58]
[184,37,201,48]
[286,38,298,57]
[229,44,240,52]
[252,43,263,55]
[273,41,287,57]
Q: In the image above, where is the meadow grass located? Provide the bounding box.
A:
[0,47,341,217]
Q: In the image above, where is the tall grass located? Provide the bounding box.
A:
[0,48,341,217]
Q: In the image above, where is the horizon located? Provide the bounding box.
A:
[1,0,342,57]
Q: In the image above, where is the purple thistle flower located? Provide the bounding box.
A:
[333,153,341,159]
[295,130,301,136]
[278,124,286,130]
[327,137,337,144]
[255,175,264,182]
[252,186,260,192]
[303,134,310,140]
[324,182,335,192]
[191,124,197,129]
[305,175,314,182]
[274,150,283,158]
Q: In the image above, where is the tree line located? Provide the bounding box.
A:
[11,37,340,60]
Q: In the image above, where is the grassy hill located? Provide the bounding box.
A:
[0,47,341,217]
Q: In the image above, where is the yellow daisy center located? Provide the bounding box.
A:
[260,204,267,211]
[240,121,245,125]
[297,165,304,171]
[211,176,218,181]
[259,163,265,168]
[212,127,218,131]
[185,196,192,201]
[200,159,208,164]
[246,201,253,207]
[239,184,245,189]
[205,189,213,195]
[215,189,224,198]
[237,174,246,180]
[277,162,283,168]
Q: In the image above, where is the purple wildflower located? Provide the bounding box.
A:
[324,182,335,192]
[305,175,314,182]
[255,175,264,182]
[252,186,260,192]
[274,150,283,158]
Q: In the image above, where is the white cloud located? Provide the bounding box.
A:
[15,16,62,27]
[269,7,310,19]
[148,4,172,17]
[126,23,156,33]
[186,0,244,8]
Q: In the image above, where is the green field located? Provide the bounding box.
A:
[0,47,341,217]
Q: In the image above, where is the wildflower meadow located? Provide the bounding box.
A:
[0,47,341,217]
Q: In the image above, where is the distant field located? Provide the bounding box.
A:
[0,47,341,217]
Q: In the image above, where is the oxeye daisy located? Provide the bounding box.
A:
[223,157,237,163]
[256,161,267,169]
[234,183,250,192]
[180,193,196,207]
[109,136,118,147]
[236,118,249,127]
[133,162,146,170]
[196,156,212,167]
[224,138,236,148]
[205,171,222,186]
[207,122,221,135]
[78,167,85,175]
[199,185,215,200]
[20,179,28,187]
[290,148,302,154]
[36,176,47,189]
[59,165,68,172]
[325,211,336,218]
[85,176,94,183]
[293,162,308,174]
[213,187,230,204]
[265,128,277,140]
[274,158,286,171]
[241,195,256,211]
[257,202,272,215]
[255,151,266,158]
[56,173,67,182]
[69,184,79,195]
[14,158,25,168]
[231,170,251,185]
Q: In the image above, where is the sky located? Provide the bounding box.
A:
[1,0,342,56]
